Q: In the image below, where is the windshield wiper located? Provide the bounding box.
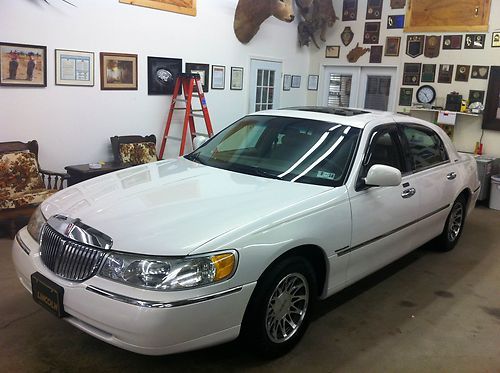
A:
[248,166,280,179]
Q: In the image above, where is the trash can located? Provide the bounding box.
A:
[489,175,500,210]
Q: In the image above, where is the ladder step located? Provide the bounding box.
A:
[173,107,187,110]
[192,113,205,118]
[192,109,204,112]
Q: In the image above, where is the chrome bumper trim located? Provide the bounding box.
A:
[86,285,243,309]
[15,232,31,255]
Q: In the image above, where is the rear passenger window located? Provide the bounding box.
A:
[402,125,448,171]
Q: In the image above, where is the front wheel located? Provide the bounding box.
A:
[241,257,317,358]
[435,195,466,251]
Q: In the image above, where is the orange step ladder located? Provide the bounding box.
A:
[159,73,214,158]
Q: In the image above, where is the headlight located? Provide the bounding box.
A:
[27,206,47,243]
[99,251,237,291]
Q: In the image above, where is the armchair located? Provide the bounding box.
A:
[110,134,158,165]
[0,140,68,238]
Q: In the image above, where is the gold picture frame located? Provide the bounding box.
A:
[119,0,196,16]
[100,52,138,90]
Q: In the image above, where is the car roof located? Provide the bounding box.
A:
[252,107,432,130]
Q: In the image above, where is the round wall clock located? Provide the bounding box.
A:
[416,85,436,104]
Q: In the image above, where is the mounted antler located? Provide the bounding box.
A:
[234,0,295,44]
[295,0,337,48]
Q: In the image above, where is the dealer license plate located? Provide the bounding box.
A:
[31,272,65,318]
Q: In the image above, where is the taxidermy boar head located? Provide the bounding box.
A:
[234,0,295,44]
[296,0,337,48]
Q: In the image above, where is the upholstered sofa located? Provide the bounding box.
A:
[0,140,68,238]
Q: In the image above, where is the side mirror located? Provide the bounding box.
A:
[364,164,402,187]
[193,136,208,150]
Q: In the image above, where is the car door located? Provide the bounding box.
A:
[398,123,459,247]
[346,124,421,283]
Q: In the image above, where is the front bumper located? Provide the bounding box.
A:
[12,227,256,355]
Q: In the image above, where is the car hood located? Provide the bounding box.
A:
[42,158,330,256]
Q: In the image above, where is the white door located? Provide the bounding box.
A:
[323,66,397,112]
[249,59,282,113]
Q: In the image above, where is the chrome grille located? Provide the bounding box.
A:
[40,224,105,282]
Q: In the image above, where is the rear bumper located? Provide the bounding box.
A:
[12,227,256,355]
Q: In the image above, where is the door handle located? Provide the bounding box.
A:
[401,188,416,199]
[447,172,457,180]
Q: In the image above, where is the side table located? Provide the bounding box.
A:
[65,162,130,186]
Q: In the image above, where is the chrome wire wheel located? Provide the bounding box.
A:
[447,203,464,242]
[265,272,309,344]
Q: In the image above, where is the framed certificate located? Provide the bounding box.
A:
[55,49,94,86]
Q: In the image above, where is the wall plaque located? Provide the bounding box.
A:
[391,0,406,9]
[464,34,485,49]
[443,35,462,50]
[455,65,470,82]
[424,35,441,58]
[406,35,424,58]
[385,37,401,56]
[363,22,381,44]
[438,64,454,83]
[421,64,436,82]
[387,15,405,29]
[366,0,383,20]
[369,46,383,63]
[341,26,354,46]
[469,90,485,104]
[403,63,421,86]
[342,0,358,21]
[399,88,413,106]
[471,65,489,79]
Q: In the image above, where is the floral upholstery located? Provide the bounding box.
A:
[119,142,157,165]
[0,151,56,211]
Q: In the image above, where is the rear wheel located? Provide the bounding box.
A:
[241,257,317,358]
[435,195,466,251]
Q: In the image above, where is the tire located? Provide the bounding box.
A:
[240,256,317,358]
[435,195,467,252]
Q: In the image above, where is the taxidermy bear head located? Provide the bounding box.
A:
[234,0,295,44]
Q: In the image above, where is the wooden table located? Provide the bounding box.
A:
[65,162,130,186]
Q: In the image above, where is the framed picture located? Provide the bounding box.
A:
[325,45,340,58]
[55,49,94,87]
[492,32,500,48]
[471,65,489,80]
[455,65,470,82]
[119,0,196,16]
[230,66,243,90]
[369,45,383,63]
[384,37,401,57]
[211,65,225,90]
[100,52,137,90]
[147,56,182,95]
[307,75,319,91]
[437,64,454,84]
[283,74,292,91]
[443,35,462,50]
[186,63,209,92]
[421,64,436,83]
[291,75,301,88]
[0,42,46,87]
[464,34,485,49]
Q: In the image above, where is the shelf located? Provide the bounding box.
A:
[409,108,482,118]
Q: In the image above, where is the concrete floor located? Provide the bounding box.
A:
[1,206,500,372]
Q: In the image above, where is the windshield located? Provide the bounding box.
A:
[185,115,361,187]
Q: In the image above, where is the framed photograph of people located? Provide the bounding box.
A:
[55,49,94,87]
[186,62,209,92]
[211,65,225,90]
[307,75,319,91]
[325,45,340,58]
[283,74,292,91]
[230,66,243,90]
[0,42,47,87]
[492,32,500,48]
[147,56,182,95]
[100,52,137,90]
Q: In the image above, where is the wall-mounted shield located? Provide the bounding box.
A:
[341,26,354,46]
[390,0,406,9]
[424,35,441,58]
[406,35,424,58]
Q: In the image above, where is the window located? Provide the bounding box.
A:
[255,69,275,112]
[402,124,448,171]
[361,128,403,178]
[327,74,352,107]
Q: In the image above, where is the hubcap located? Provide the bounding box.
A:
[265,273,309,344]
[448,203,463,242]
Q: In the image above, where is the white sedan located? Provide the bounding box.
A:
[12,107,480,357]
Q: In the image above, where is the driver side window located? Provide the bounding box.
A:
[361,129,403,178]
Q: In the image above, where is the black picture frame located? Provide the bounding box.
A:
[230,66,243,90]
[0,41,47,87]
[185,62,209,92]
[211,65,225,90]
[147,56,182,95]
[283,74,292,91]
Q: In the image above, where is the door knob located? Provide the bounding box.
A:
[401,188,416,199]
[447,172,457,180]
